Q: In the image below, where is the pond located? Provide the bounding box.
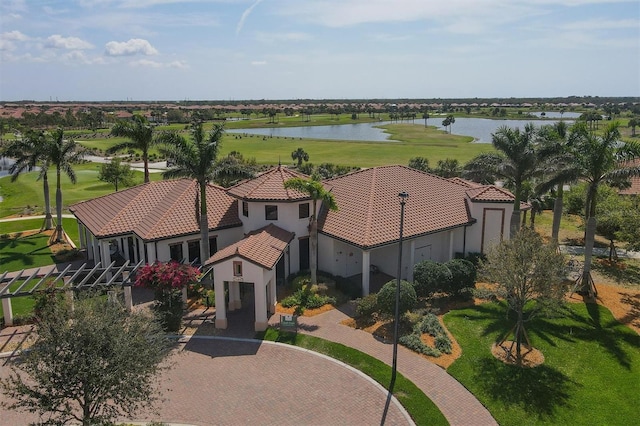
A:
[229,117,574,143]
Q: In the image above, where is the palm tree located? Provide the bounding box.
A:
[158,121,224,263]
[291,147,309,168]
[108,115,156,183]
[570,122,640,293]
[211,151,256,188]
[463,124,545,237]
[283,176,338,285]
[3,130,54,230]
[47,128,83,243]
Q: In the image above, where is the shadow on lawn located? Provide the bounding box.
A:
[475,358,579,420]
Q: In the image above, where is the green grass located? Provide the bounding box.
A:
[0,163,160,218]
[260,328,448,426]
[444,302,640,426]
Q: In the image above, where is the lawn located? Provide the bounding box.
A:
[0,163,160,218]
[444,301,639,426]
[260,328,448,426]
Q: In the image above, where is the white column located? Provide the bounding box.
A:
[181,286,188,307]
[214,277,227,329]
[449,230,455,261]
[100,240,111,266]
[146,242,156,264]
[124,286,133,311]
[2,298,13,326]
[268,278,277,314]
[92,236,100,264]
[408,240,416,282]
[254,280,268,331]
[362,250,371,296]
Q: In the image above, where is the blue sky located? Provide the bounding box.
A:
[1,0,638,101]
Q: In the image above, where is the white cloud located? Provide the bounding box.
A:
[130,58,187,68]
[105,38,158,56]
[256,32,312,43]
[0,30,29,51]
[237,0,264,35]
[251,60,267,66]
[45,34,94,50]
[561,18,639,31]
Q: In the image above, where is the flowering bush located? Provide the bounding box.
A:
[135,261,199,291]
[134,261,200,332]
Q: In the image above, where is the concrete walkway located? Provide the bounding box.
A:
[271,305,498,426]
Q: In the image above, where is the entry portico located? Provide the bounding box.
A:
[205,224,294,331]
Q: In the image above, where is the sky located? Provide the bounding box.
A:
[0,0,639,101]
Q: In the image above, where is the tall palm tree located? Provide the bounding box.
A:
[158,121,224,263]
[570,122,640,292]
[3,130,54,230]
[108,115,156,183]
[283,176,338,285]
[47,128,83,243]
[463,124,544,237]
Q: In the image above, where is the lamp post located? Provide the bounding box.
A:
[381,191,409,425]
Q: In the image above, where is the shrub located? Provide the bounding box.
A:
[376,280,417,315]
[445,258,477,298]
[356,293,378,317]
[399,334,441,357]
[434,335,452,354]
[334,275,362,299]
[413,260,452,297]
[281,288,336,310]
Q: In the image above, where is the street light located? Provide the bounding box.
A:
[381,191,409,425]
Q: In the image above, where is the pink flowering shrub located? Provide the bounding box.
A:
[134,261,199,332]
[135,261,199,291]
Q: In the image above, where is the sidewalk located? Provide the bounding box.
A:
[560,245,640,259]
[270,304,498,426]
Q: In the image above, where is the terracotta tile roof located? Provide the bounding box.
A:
[226,166,323,202]
[447,177,483,188]
[465,185,516,202]
[204,224,294,269]
[318,165,477,249]
[69,179,241,241]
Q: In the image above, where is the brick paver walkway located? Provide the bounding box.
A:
[269,304,498,426]
[1,337,411,425]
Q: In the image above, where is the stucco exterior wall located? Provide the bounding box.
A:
[465,200,513,254]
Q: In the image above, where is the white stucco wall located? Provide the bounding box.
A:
[152,226,244,263]
[238,200,312,272]
[465,200,513,254]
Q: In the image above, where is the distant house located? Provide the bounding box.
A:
[619,159,640,196]
[70,165,519,331]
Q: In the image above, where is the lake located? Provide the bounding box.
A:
[229,117,574,143]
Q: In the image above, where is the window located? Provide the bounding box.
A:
[169,243,183,262]
[209,236,218,257]
[187,240,200,263]
[233,261,243,277]
[242,201,249,217]
[265,205,278,220]
[299,202,310,219]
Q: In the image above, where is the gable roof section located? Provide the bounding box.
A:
[447,177,483,188]
[318,165,476,249]
[204,224,294,269]
[69,179,241,241]
[226,166,320,202]
[465,185,516,202]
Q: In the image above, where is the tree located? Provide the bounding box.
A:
[407,156,430,172]
[628,118,639,137]
[211,151,256,188]
[432,158,461,178]
[480,228,566,365]
[47,128,83,243]
[442,114,455,133]
[108,115,157,183]
[158,121,224,263]
[283,176,338,285]
[1,293,171,425]
[422,112,429,127]
[291,147,309,167]
[463,124,546,237]
[571,122,640,293]
[98,157,135,191]
[3,130,54,230]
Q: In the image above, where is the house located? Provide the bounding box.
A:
[70,165,520,331]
